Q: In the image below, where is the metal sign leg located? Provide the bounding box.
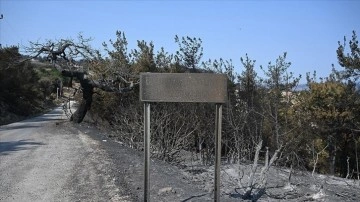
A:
[144,102,151,202]
[214,104,222,201]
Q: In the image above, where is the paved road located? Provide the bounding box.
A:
[0,106,131,202]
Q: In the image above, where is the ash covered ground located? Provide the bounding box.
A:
[74,122,360,201]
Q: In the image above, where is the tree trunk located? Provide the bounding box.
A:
[59,79,63,97]
[328,135,336,175]
[340,134,350,178]
[70,79,93,123]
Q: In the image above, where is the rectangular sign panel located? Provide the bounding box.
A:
[140,73,227,103]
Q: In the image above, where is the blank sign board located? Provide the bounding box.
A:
[140,73,227,103]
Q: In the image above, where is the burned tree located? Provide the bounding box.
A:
[26,33,137,123]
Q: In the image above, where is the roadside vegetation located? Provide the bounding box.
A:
[0,46,64,124]
[2,30,359,199]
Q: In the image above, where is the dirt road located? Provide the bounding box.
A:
[0,107,133,202]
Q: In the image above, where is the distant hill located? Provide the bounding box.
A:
[293,82,360,92]
[293,84,308,91]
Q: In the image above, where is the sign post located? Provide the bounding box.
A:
[214,103,222,201]
[144,102,151,202]
[140,73,227,201]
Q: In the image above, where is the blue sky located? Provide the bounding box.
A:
[1,0,359,83]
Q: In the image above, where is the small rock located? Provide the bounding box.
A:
[158,187,173,195]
